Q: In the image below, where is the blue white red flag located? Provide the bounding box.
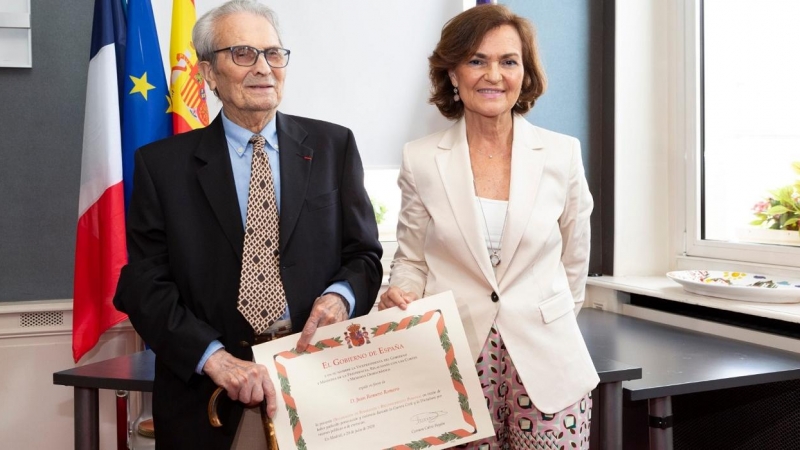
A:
[73,0,129,363]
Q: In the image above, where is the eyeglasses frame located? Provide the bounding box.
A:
[212,45,291,68]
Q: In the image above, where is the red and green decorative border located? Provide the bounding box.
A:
[272,310,478,450]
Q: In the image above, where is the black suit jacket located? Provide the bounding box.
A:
[113,112,382,449]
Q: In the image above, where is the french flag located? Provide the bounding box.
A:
[72,0,128,363]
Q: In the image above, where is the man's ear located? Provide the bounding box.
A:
[199,61,216,92]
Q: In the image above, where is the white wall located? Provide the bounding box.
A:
[613,0,671,276]
[152,0,460,168]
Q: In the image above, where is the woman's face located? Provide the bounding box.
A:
[450,24,525,121]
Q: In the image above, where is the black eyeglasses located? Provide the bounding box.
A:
[213,45,291,68]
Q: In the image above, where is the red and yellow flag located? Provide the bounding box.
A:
[170,0,209,133]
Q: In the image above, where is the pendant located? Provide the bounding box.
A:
[490,253,501,267]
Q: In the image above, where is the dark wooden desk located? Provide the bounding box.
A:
[591,356,642,450]
[577,309,800,450]
[54,351,154,450]
[54,348,640,450]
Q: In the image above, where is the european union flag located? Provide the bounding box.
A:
[122,0,172,208]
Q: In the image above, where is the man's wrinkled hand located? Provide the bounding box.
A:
[295,293,349,352]
[203,349,278,418]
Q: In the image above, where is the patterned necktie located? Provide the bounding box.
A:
[237,134,287,335]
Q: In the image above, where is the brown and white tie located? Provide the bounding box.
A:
[237,134,287,335]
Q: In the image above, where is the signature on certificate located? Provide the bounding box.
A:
[410,411,448,424]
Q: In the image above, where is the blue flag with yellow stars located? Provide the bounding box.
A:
[122,0,172,208]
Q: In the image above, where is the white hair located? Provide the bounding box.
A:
[193,0,281,63]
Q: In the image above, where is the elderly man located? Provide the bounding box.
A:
[113,1,382,448]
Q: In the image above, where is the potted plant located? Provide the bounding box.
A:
[742,162,800,246]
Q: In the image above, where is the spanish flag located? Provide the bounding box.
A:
[170,0,209,133]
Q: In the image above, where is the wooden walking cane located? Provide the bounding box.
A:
[209,386,280,449]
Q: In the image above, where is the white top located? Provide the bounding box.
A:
[474,196,509,254]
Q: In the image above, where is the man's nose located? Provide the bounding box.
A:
[252,52,273,74]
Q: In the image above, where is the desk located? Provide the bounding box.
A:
[53,351,154,450]
[54,349,639,450]
[577,309,800,450]
[591,356,642,450]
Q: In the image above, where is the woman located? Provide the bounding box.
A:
[379,5,598,448]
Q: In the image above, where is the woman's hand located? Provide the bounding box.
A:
[378,286,419,311]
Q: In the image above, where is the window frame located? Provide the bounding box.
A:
[676,0,800,272]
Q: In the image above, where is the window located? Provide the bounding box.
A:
[364,168,401,243]
[682,0,800,268]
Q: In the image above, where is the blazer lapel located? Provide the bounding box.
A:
[195,116,245,260]
[495,116,545,282]
[436,119,498,287]
[275,112,313,250]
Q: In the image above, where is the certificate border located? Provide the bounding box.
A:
[272,309,479,450]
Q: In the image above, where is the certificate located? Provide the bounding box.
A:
[252,291,494,450]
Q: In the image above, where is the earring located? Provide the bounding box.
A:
[453,87,460,102]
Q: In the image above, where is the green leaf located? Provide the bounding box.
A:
[459,393,470,412]
[370,198,388,225]
[407,315,423,328]
[439,328,452,353]
[766,205,791,215]
[288,407,300,428]
[792,161,800,175]
[436,432,460,443]
[749,218,766,226]
[784,218,799,227]
[773,188,794,205]
[279,374,291,396]
[403,438,433,449]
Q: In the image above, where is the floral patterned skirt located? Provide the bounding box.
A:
[453,324,592,450]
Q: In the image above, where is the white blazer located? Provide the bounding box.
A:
[389,115,599,413]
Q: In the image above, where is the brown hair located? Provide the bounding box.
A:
[429,4,546,120]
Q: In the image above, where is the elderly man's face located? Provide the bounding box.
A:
[203,12,285,127]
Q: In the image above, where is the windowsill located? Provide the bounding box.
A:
[587,275,800,325]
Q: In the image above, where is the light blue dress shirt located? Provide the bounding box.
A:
[196,111,355,373]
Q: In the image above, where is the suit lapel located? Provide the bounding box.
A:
[275,112,313,250]
[195,116,245,260]
[436,119,498,287]
[495,116,545,282]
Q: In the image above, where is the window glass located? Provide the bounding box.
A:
[364,168,400,242]
[702,0,800,249]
